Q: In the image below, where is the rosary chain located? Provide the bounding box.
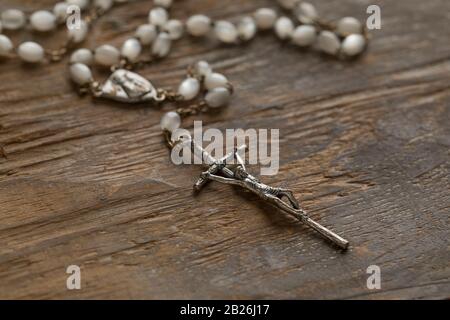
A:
[46,0,366,122]
[45,6,107,62]
[175,101,209,118]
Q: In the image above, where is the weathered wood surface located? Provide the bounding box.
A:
[0,0,449,299]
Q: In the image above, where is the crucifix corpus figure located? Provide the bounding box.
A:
[190,139,349,250]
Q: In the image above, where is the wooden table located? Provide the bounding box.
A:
[0,0,449,299]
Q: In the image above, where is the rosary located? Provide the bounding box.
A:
[0,0,370,250]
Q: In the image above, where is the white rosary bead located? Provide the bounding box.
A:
[178,77,201,100]
[214,21,238,44]
[70,48,94,65]
[94,44,120,66]
[164,19,184,40]
[186,15,211,37]
[17,42,45,63]
[195,60,212,77]
[135,24,157,45]
[171,129,191,143]
[94,0,114,11]
[0,35,13,56]
[274,17,294,40]
[337,17,363,36]
[341,34,366,56]
[292,25,316,47]
[30,11,57,32]
[205,73,228,90]
[121,38,142,62]
[53,2,69,23]
[295,2,318,24]
[152,32,172,57]
[317,31,341,55]
[238,17,257,41]
[149,7,168,27]
[66,0,90,10]
[277,0,300,10]
[154,0,173,9]
[205,87,231,108]
[68,21,88,43]
[160,111,181,132]
[254,8,277,30]
[70,63,93,85]
[1,9,26,30]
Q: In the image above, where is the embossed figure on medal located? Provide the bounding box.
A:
[0,0,370,249]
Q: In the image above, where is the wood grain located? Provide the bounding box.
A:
[0,0,449,299]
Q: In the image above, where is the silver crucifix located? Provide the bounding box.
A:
[95,69,160,103]
[188,139,349,250]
